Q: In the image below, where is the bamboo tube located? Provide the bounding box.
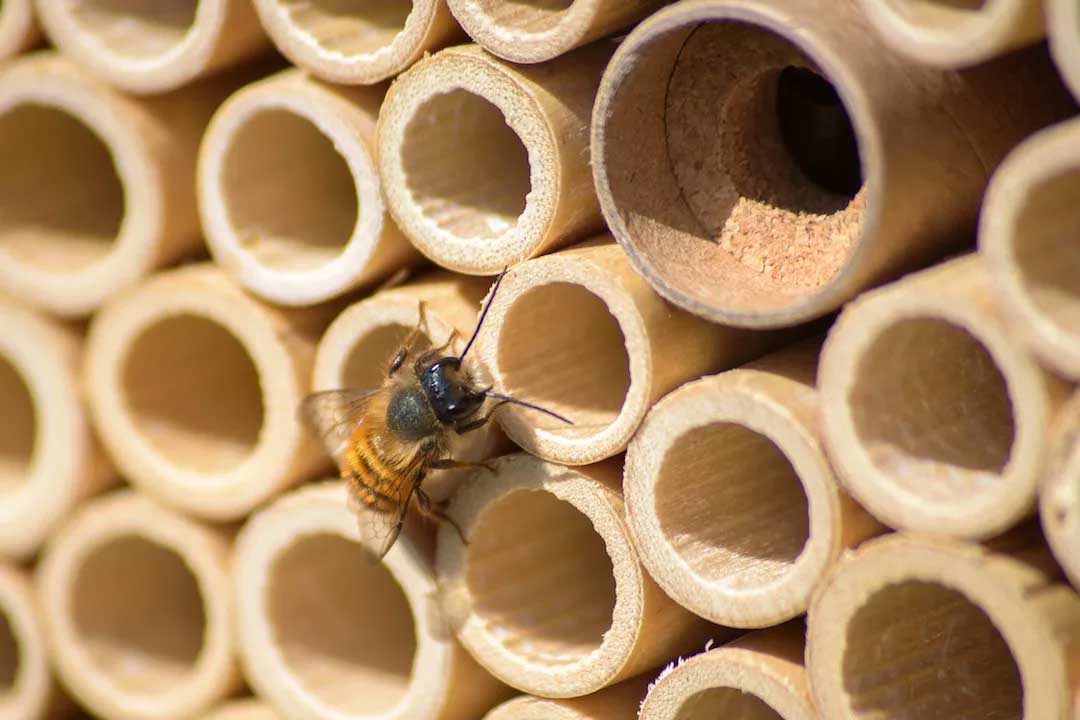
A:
[0,0,39,60]
[312,271,503,499]
[858,0,1043,68]
[233,481,511,720]
[202,699,281,720]
[0,564,67,720]
[591,0,1073,329]
[483,677,650,720]
[435,453,725,699]
[624,341,882,629]
[818,254,1071,540]
[473,239,781,465]
[34,0,269,94]
[0,300,113,559]
[639,625,816,720]
[84,264,333,520]
[199,69,416,306]
[1049,0,1080,103]
[446,0,662,64]
[252,0,463,85]
[1040,391,1080,590]
[807,533,1080,719]
[376,42,612,275]
[979,118,1080,381]
[0,52,255,317]
[36,490,238,720]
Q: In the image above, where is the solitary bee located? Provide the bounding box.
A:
[300,269,572,559]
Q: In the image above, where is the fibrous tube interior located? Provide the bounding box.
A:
[223,108,358,271]
[466,490,616,665]
[278,0,412,56]
[68,1,198,58]
[401,89,531,240]
[849,318,1015,502]
[655,423,810,589]
[496,283,630,436]
[602,20,863,314]
[0,104,123,272]
[122,314,264,474]
[341,323,432,392]
[0,605,16,693]
[466,0,576,34]
[72,536,206,693]
[0,355,35,494]
[674,688,783,720]
[842,581,1022,719]
[268,533,417,714]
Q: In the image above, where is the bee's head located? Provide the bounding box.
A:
[420,356,486,425]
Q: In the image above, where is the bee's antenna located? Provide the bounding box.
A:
[459,266,508,363]
[484,390,574,425]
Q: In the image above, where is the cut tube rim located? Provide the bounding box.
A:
[0,566,52,720]
[1048,0,1080,103]
[447,0,597,63]
[0,0,38,60]
[1038,392,1080,589]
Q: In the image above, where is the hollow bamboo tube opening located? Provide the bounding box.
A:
[37,491,237,720]
[446,0,662,63]
[1049,0,1080,103]
[592,0,1073,328]
[234,482,509,720]
[84,265,331,520]
[980,118,1080,380]
[34,0,269,94]
[1039,392,1080,589]
[484,677,650,720]
[203,699,281,720]
[819,255,1069,539]
[252,0,463,85]
[639,625,815,720]
[0,565,61,720]
[200,69,416,306]
[435,454,720,698]
[474,240,780,465]
[807,534,1080,719]
[377,43,610,274]
[858,0,1044,67]
[0,301,113,559]
[0,0,39,60]
[625,342,881,628]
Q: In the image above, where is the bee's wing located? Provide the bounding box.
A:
[298,388,377,458]
[343,482,412,561]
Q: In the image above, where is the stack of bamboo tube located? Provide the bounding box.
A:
[0,0,1078,718]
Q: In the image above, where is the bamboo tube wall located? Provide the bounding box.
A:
[2,0,1079,718]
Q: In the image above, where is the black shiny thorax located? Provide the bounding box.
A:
[419,357,485,425]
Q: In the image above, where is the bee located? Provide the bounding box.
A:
[300,268,572,559]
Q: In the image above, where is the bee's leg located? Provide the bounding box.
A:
[413,328,460,374]
[429,457,495,473]
[453,400,510,434]
[390,301,430,375]
[414,488,468,545]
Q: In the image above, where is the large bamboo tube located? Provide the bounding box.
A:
[473,239,780,465]
[376,42,611,275]
[857,0,1043,68]
[1039,391,1080,590]
[233,482,511,720]
[34,0,269,94]
[624,341,881,629]
[0,564,67,720]
[36,491,238,720]
[435,453,724,698]
[591,0,1073,329]
[0,0,39,60]
[446,0,662,64]
[84,264,333,520]
[1048,0,1080,103]
[639,624,816,720]
[484,677,650,720]
[807,534,1080,719]
[202,699,280,720]
[252,0,463,85]
[199,69,416,306]
[0,300,113,559]
[979,118,1080,381]
[0,53,255,317]
[818,254,1071,540]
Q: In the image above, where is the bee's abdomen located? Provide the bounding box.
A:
[342,430,414,511]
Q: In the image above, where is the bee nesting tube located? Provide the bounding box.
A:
[807,534,1080,719]
[819,255,1071,540]
[84,264,334,520]
[446,0,663,64]
[624,341,881,629]
[1049,0,1080,103]
[639,625,816,720]
[0,0,38,60]
[1039,391,1080,590]
[592,0,1073,329]
[0,300,113,559]
[233,482,511,720]
[474,240,780,465]
[252,0,463,85]
[376,43,611,275]
[36,491,238,720]
[980,118,1080,381]
[0,53,253,317]
[203,699,282,720]
[0,564,67,720]
[199,68,416,306]
[34,0,269,94]
[435,453,723,699]
[483,677,651,720]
